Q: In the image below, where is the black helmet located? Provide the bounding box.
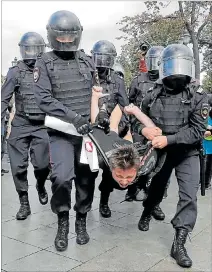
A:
[18,32,45,60]
[91,40,117,69]
[112,62,125,78]
[46,10,83,51]
[145,46,164,72]
[159,44,194,80]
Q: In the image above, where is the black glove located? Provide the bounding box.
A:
[97,110,110,134]
[72,114,92,135]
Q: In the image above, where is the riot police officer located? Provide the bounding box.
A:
[1,32,49,220]
[33,10,99,252]
[137,44,209,268]
[126,46,166,219]
[129,46,164,107]
[90,40,129,218]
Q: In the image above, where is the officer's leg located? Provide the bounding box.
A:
[30,128,50,205]
[205,154,212,189]
[170,155,199,268]
[138,155,173,231]
[49,133,75,252]
[7,127,31,220]
[98,168,115,218]
[73,137,98,245]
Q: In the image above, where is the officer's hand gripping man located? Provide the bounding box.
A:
[90,40,130,217]
[33,10,99,251]
[137,44,209,268]
[1,32,50,220]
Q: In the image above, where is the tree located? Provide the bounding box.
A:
[117,1,212,86]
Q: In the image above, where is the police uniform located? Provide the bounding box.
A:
[129,72,156,108]
[33,48,99,245]
[1,60,50,199]
[138,80,209,267]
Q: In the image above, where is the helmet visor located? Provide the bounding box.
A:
[159,58,193,79]
[94,53,115,68]
[55,31,79,43]
[48,29,82,51]
[20,45,45,60]
[146,57,160,71]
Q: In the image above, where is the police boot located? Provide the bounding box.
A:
[151,205,165,220]
[36,182,48,205]
[171,228,192,268]
[138,209,152,231]
[16,192,31,220]
[75,212,90,245]
[99,192,111,218]
[54,211,69,252]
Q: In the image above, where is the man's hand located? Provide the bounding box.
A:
[124,104,139,116]
[73,114,92,135]
[92,86,109,99]
[97,110,110,134]
[152,136,168,149]
[142,127,162,141]
[204,130,212,138]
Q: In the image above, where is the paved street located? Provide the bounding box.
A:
[1,155,212,272]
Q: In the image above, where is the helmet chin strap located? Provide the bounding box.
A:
[148,70,159,81]
[162,76,191,93]
[23,59,36,69]
[53,50,75,60]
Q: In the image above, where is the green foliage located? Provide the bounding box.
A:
[202,72,212,93]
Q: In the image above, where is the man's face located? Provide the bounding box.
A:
[111,167,137,188]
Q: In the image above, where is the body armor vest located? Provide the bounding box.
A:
[98,71,120,115]
[40,51,95,118]
[134,73,155,107]
[15,61,45,120]
[148,85,194,135]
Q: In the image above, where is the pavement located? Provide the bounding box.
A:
[1,154,212,272]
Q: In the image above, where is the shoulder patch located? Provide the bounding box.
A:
[201,103,209,119]
[33,67,40,83]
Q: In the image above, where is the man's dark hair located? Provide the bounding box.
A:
[108,145,140,171]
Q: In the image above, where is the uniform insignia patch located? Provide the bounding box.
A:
[201,103,209,119]
[33,67,40,83]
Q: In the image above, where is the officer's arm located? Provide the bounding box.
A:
[167,93,209,145]
[116,76,129,108]
[132,92,151,134]
[1,69,16,124]
[128,77,138,104]
[33,58,80,123]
